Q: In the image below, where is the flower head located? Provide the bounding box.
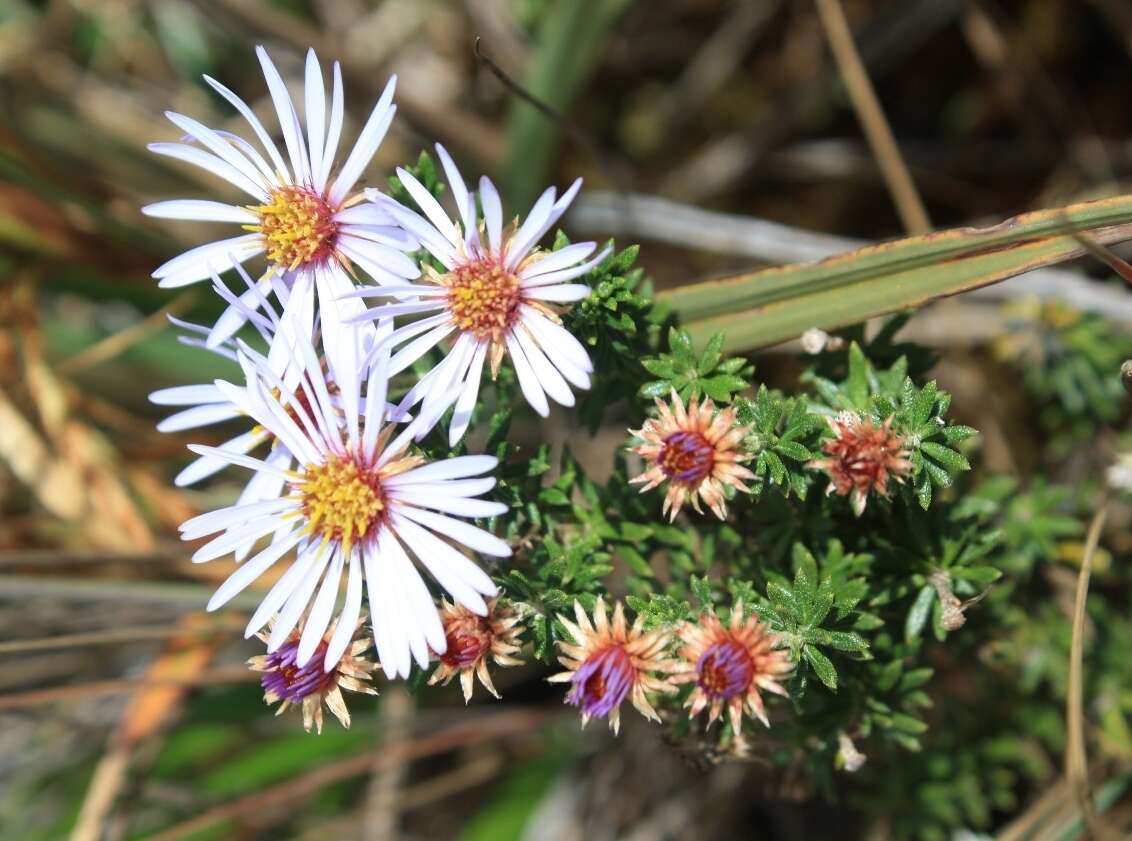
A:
[179,324,510,680]
[674,603,792,734]
[143,46,419,348]
[808,411,912,516]
[249,616,377,733]
[428,598,524,702]
[345,144,609,444]
[629,390,754,521]
[549,598,677,734]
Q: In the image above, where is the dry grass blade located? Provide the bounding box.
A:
[69,613,222,841]
[135,708,551,841]
[1064,503,1118,841]
[0,668,257,711]
[0,620,243,655]
[814,0,931,235]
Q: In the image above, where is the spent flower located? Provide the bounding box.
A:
[629,389,754,521]
[808,411,912,516]
[674,603,792,734]
[549,598,677,734]
[428,597,525,702]
[249,615,378,733]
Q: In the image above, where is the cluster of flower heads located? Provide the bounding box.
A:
[147,46,794,733]
[552,598,792,743]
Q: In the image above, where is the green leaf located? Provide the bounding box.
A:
[905,584,935,643]
[803,645,838,691]
[660,194,1132,351]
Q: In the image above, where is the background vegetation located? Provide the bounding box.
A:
[3,0,1132,839]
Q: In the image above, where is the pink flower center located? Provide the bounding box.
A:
[659,430,715,485]
[439,617,492,669]
[697,638,754,699]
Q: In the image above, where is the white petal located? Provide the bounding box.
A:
[268,548,330,650]
[180,496,295,540]
[520,245,611,289]
[206,271,277,349]
[387,455,498,486]
[336,232,421,278]
[174,429,266,487]
[387,322,455,376]
[203,73,292,184]
[304,49,326,192]
[256,45,309,186]
[142,200,257,224]
[396,166,460,246]
[187,443,296,480]
[336,240,421,287]
[504,331,549,417]
[245,540,321,636]
[506,178,582,269]
[514,327,575,408]
[395,506,511,557]
[317,62,345,192]
[364,537,411,678]
[519,306,594,373]
[147,142,269,202]
[504,185,556,270]
[392,492,506,518]
[329,76,397,205]
[370,198,457,268]
[207,529,304,610]
[324,550,363,669]
[163,110,272,193]
[190,513,287,563]
[297,549,342,666]
[519,242,597,279]
[434,144,473,236]
[524,283,591,303]
[389,515,490,615]
[479,176,503,255]
[448,341,487,445]
[152,234,263,288]
[149,384,225,406]
[157,403,241,433]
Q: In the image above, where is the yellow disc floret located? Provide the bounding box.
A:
[299,455,385,548]
[248,186,338,270]
[444,258,523,342]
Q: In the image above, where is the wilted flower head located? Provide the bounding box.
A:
[428,598,524,702]
[249,616,377,733]
[549,598,677,734]
[674,603,792,735]
[808,411,912,516]
[629,390,754,521]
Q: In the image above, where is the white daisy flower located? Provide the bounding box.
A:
[143,45,419,348]
[179,325,510,678]
[152,265,395,562]
[346,144,610,445]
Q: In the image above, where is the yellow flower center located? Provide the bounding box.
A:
[300,455,385,547]
[249,186,339,270]
[444,258,523,342]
